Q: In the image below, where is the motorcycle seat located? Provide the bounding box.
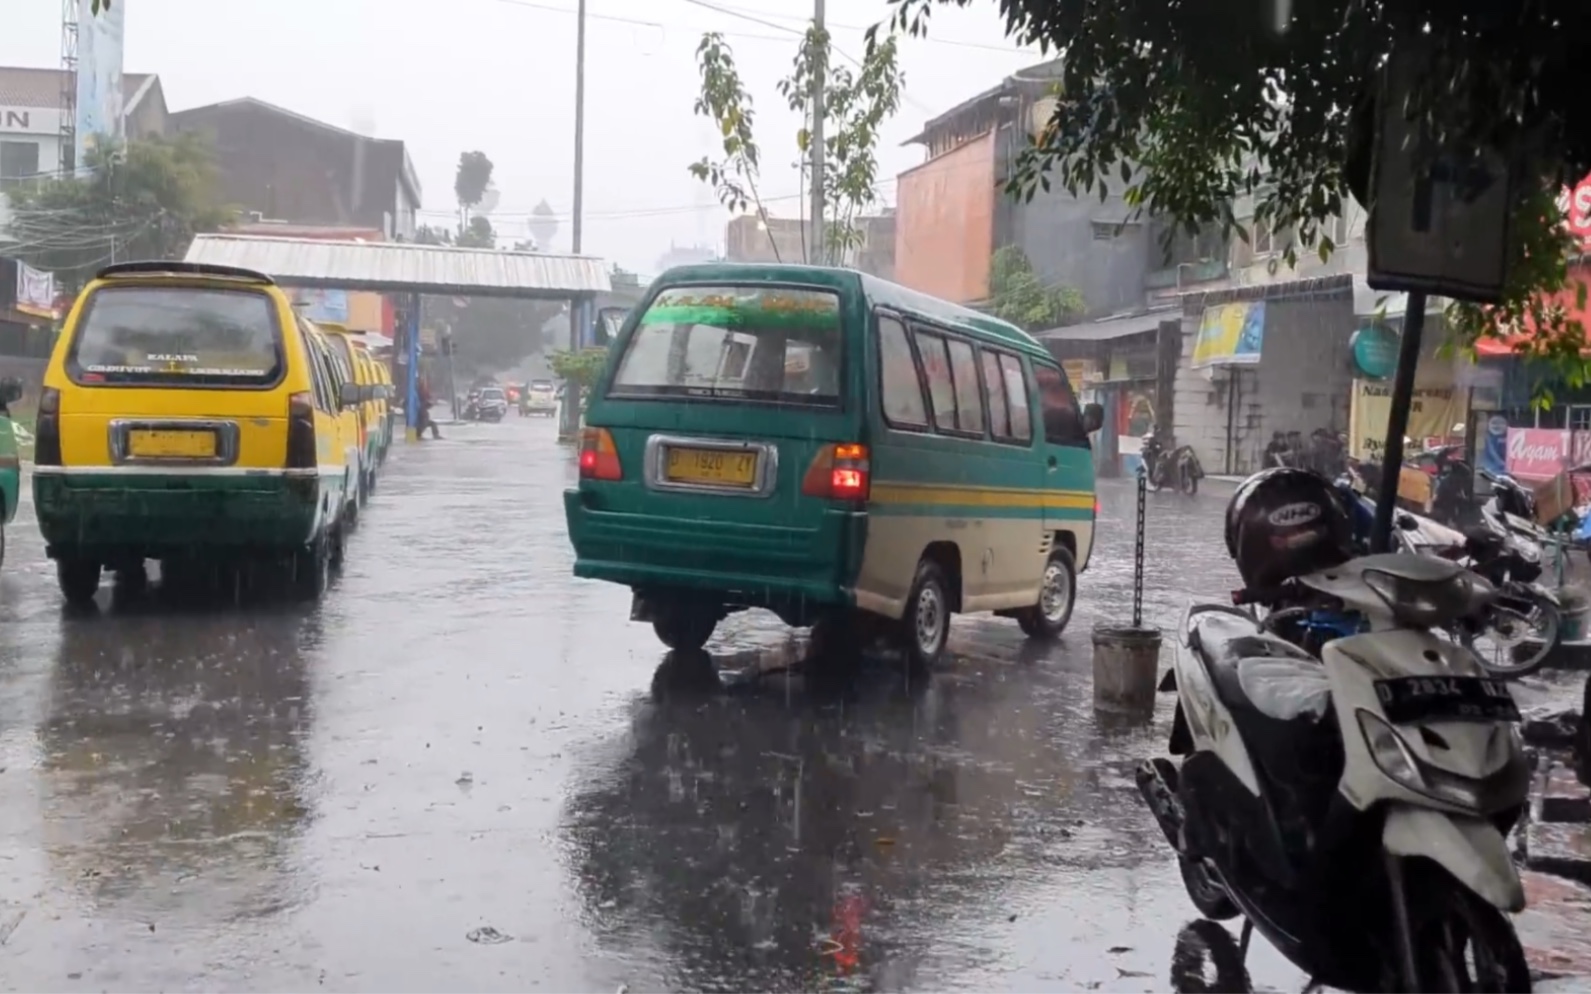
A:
[1191,611,1331,722]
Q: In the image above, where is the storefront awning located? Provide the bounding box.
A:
[1472,268,1591,357]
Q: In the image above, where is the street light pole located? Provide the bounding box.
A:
[559,0,590,442]
[807,0,826,265]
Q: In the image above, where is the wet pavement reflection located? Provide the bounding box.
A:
[0,419,1577,991]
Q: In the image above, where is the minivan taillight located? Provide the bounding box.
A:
[34,387,61,466]
[802,443,870,501]
[578,428,622,480]
[286,391,316,469]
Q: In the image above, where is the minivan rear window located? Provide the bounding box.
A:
[68,285,284,387]
[609,285,842,408]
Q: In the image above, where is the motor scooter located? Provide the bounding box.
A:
[1137,553,1532,992]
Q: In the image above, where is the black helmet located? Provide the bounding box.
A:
[1225,467,1355,590]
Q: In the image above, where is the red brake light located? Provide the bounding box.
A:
[1094,497,1100,516]
[803,443,870,501]
[579,428,623,481]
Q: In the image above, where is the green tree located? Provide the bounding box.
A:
[453,150,494,237]
[6,133,232,289]
[455,215,495,249]
[987,246,1085,331]
[689,28,903,264]
[878,0,1591,375]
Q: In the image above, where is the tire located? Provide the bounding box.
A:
[292,533,330,601]
[1169,919,1250,993]
[1471,596,1561,679]
[1179,856,1240,921]
[328,521,347,571]
[1407,861,1531,992]
[1017,546,1078,639]
[897,558,952,670]
[0,520,7,570]
[652,606,718,651]
[57,558,101,606]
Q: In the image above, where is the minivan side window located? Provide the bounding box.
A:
[876,314,928,428]
[997,354,1033,442]
[944,338,985,434]
[913,330,959,433]
[1032,362,1089,447]
[980,349,1011,440]
[298,322,333,412]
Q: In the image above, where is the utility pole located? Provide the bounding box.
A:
[807,0,826,266]
[559,0,590,442]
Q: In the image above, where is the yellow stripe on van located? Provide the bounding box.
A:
[870,481,1094,510]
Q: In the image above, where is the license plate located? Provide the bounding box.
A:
[127,429,217,459]
[1374,675,1521,724]
[664,446,757,487]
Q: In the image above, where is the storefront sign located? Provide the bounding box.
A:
[1479,415,1508,476]
[14,262,54,319]
[1191,301,1265,369]
[1350,323,1398,379]
[1505,428,1570,481]
[1557,174,1591,253]
[0,106,61,135]
[1348,380,1468,459]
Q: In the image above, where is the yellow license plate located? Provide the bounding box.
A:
[665,447,757,487]
[127,429,217,459]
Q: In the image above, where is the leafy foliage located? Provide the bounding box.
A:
[6,133,233,288]
[874,0,1591,367]
[455,215,496,249]
[689,28,904,264]
[548,347,610,389]
[454,151,494,212]
[987,246,1084,331]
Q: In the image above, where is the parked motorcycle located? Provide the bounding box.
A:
[1141,427,1204,496]
[1139,552,1532,992]
[1335,475,1562,678]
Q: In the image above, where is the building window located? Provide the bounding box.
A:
[1091,221,1117,241]
[0,140,41,187]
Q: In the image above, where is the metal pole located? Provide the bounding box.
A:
[572,0,587,257]
[1134,464,1147,628]
[1370,291,1428,552]
[404,292,421,442]
[807,0,826,265]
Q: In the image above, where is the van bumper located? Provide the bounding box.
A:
[564,489,864,622]
[33,469,328,560]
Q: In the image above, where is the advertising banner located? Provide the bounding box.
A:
[74,0,126,169]
[1347,380,1468,460]
[1505,428,1570,481]
[1191,301,1265,369]
[291,288,350,324]
[14,263,55,319]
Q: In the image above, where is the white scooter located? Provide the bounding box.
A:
[1136,553,1533,992]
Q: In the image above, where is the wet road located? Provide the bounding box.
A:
[0,417,1578,992]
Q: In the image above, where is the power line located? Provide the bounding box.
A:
[678,0,1034,54]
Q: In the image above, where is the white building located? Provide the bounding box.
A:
[0,67,166,240]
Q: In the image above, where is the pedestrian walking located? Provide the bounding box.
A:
[416,378,442,439]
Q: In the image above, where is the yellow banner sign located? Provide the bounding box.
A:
[1348,380,1469,460]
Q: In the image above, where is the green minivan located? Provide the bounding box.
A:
[563,263,1104,667]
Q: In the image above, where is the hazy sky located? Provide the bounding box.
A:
[2,0,1040,274]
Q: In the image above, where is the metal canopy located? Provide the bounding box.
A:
[183,234,611,299]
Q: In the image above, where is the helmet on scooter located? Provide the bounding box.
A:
[1225,467,1356,590]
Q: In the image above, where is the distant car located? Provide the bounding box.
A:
[475,387,508,423]
[522,379,557,417]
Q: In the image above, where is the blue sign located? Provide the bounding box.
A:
[1480,415,1508,477]
[1351,323,1399,379]
[292,288,350,324]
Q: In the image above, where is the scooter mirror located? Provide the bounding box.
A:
[1396,513,1419,531]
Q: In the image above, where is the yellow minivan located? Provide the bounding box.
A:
[33,261,362,604]
[314,323,383,505]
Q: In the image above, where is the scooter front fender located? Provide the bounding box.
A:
[1382,805,1524,912]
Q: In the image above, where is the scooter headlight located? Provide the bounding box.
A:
[1356,710,1482,809]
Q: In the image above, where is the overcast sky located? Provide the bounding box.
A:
[1,0,1039,274]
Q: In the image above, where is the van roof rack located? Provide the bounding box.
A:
[95,260,277,285]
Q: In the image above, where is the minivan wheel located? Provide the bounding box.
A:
[57,558,101,606]
[1017,547,1077,639]
[898,559,951,669]
[652,606,718,651]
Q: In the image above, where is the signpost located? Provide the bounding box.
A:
[1364,44,1516,551]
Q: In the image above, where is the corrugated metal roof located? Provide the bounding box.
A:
[0,66,151,109]
[1035,309,1174,342]
[183,234,611,298]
